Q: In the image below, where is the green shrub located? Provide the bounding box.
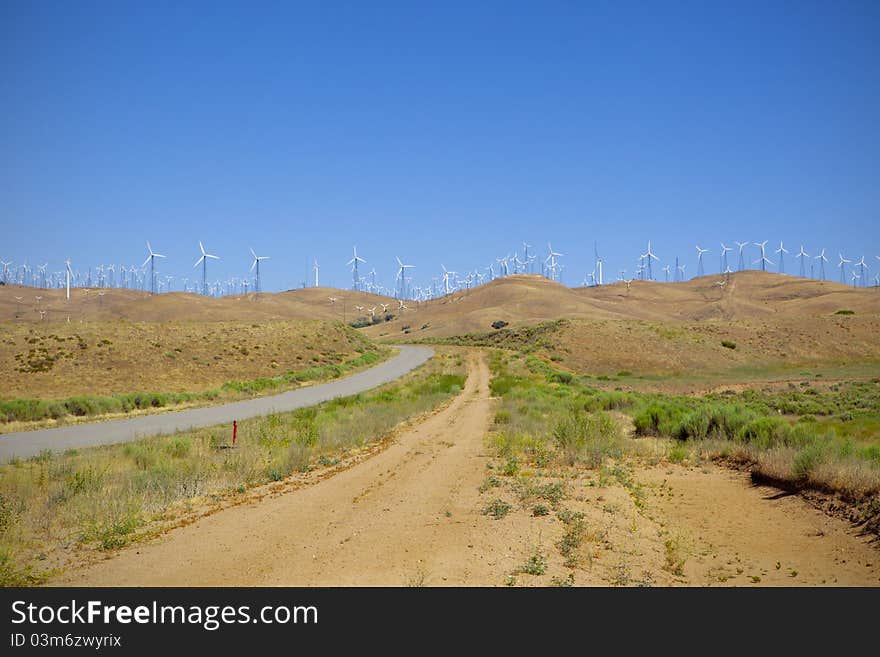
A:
[721,340,737,350]
[553,411,622,467]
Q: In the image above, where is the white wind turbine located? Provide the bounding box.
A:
[249,248,269,294]
[662,264,671,282]
[441,264,456,295]
[642,241,659,280]
[193,241,220,295]
[545,243,563,281]
[719,243,732,273]
[395,257,414,299]
[522,242,532,273]
[753,241,773,271]
[735,241,748,271]
[796,245,809,278]
[0,260,11,284]
[142,242,166,295]
[347,246,366,291]
[775,241,789,274]
[838,253,851,284]
[815,248,828,280]
[313,258,320,287]
[65,258,72,301]
[695,245,709,277]
[855,256,868,287]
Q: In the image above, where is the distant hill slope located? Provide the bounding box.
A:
[0,286,395,323]
[362,272,880,340]
[2,271,876,330]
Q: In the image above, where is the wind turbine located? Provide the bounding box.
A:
[662,264,671,282]
[815,248,828,280]
[141,242,166,295]
[522,242,532,273]
[65,258,72,301]
[695,246,709,277]
[545,243,563,281]
[313,259,320,287]
[441,264,456,295]
[193,241,220,295]
[347,246,366,291]
[775,241,789,274]
[735,241,748,271]
[719,243,732,273]
[0,260,11,284]
[395,257,414,299]
[838,253,851,284]
[855,256,868,287]
[642,241,659,280]
[753,241,773,271]
[249,248,269,294]
[796,245,809,278]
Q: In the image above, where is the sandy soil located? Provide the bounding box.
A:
[56,351,879,587]
[637,465,879,586]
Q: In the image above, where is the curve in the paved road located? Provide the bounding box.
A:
[0,345,433,462]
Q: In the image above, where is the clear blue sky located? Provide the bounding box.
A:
[2,1,879,291]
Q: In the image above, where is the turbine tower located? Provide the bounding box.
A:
[735,241,748,271]
[142,241,166,295]
[775,241,788,274]
[642,241,659,280]
[347,246,366,291]
[65,258,72,301]
[193,241,220,295]
[395,256,414,299]
[594,242,603,286]
[250,248,269,294]
[695,246,709,277]
[313,258,320,287]
[855,256,868,288]
[838,253,851,284]
[441,264,456,295]
[815,248,828,280]
[719,243,732,274]
[796,245,809,278]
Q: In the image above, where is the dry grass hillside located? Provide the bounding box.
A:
[0,320,376,399]
[420,316,880,393]
[0,285,395,324]
[364,271,880,340]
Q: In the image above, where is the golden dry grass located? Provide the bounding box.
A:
[0,285,395,324]
[361,270,880,341]
[0,320,375,399]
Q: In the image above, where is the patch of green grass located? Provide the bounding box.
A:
[518,550,547,576]
[481,499,512,519]
[0,349,390,425]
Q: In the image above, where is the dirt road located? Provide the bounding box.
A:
[57,350,878,586]
[60,350,510,586]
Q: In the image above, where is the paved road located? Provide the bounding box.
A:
[0,346,433,463]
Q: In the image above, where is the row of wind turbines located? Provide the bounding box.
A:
[3,239,878,304]
[636,241,876,288]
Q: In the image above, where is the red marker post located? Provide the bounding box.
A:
[232,420,238,447]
